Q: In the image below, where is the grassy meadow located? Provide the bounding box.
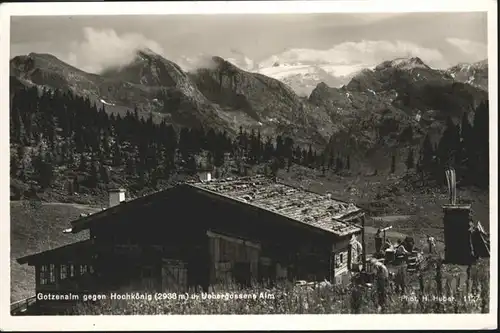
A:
[68,258,489,315]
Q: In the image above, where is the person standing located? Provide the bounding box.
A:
[395,266,407,295]
[374,261,389,311]
[427,235,436,254]
[375,229,383,254]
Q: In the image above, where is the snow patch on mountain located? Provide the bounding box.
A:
[445,59,488,91]
[256,62,361,97]
[99,98,115,106]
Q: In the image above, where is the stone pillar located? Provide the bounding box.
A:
[361,215,367,271]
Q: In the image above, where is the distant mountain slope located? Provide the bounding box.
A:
[10,51,335,147]
[188,56,335,145]
[310,57,487,119]
[257,62,350,97]
[445,59,488,91]
[99,49,230,129]
[10,52,163,117]
[254,51,365,98]
[308,57,488,156]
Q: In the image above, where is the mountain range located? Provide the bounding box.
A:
[10,49,488,152]
[180,52,488,97]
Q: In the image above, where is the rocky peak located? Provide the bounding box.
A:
[135,47,159,58]
[100,48,190,88]
[375,57,430,71]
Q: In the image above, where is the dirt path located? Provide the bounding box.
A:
[42,202,103,211]
[364,226,408,239]
[10,201,102,212]
[370,215,413,223]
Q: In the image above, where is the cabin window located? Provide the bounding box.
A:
[40,265,49,285]
[60,264,68,280]
[80,264,88,275]
[49,264,56,283]
[89,265,95,274]
[69,264,75,278]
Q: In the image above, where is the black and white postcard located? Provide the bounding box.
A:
[0,0,497,330]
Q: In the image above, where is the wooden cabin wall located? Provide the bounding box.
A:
[207,231,261,287]
[89,189,211,292]
[186,190,335,284]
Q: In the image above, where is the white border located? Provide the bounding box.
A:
[0,0,497,331]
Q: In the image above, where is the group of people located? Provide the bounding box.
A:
[375,229,436,262]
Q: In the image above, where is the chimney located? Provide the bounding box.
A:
[108,188,126,208]
[198,171,212,182]
[442,204,473,265]
[442,168,475,264]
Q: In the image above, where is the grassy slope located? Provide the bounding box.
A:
[10,201,99,302]
[277,165,490,253]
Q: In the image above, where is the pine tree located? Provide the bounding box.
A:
[320,153,326,175]
[418,134,434,177]
[263,137,274,162]
[458,112,473,183]
[125,156,136,176]
[472,101,489,187]
[78,154,88,172]
[112,140,122,166]
[328,152,335,170]
[335,155,344,173]
[87,162,99,188]
[405,149,415,171]
[185,155,197,175]
[438,117,461,168]
[99,164,110,184]
[270,157,280,177]
[214,146,225,168]
[390,154,396,174]
[10,153,19,178]
[32,152,54,189]
[306,145,314,167]
[275,136,285,168]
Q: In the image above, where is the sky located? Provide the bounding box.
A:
[10,12,488,75]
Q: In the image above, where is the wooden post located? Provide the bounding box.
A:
[35,265,41,291]
[361,215,366,271]
[55,264,61,288]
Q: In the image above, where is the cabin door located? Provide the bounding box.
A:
[161,259,187,292]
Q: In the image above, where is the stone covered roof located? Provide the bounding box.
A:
[189,176,363,236]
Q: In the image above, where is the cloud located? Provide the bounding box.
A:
[175,51,255,73]
[259,40,447,74]
[227,48,255,70]
[176,54,220,72]
[63,27,165,73]
[446,38,488,61]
